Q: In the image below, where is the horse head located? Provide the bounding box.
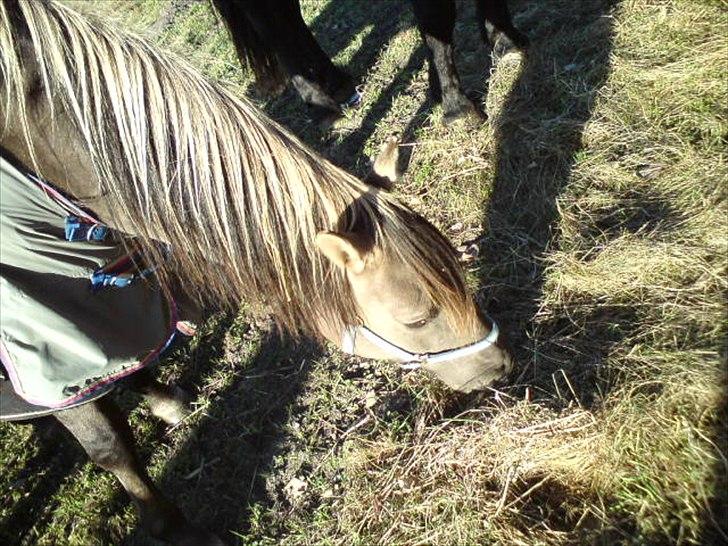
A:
[315,139,513,393]
[316,228,513,392]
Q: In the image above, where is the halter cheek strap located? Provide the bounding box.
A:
[340,319,500,370]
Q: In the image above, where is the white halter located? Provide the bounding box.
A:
[340,319,500,370]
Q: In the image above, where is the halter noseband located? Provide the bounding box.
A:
[340,318,500,370]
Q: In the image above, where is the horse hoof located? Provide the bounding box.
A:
[150,385,192,426]
[174,529,225,546]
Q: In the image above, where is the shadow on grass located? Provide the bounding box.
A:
[477,0,727,543]
[478,0,622,404]
[474,0,633,541]
[118,321,323,545]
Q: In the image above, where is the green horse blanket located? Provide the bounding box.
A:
[0,156,176,409]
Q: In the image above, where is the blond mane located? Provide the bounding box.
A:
[0,0,469,334]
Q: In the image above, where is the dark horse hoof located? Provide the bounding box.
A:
[172,528,225,546]
[149,506,225,546]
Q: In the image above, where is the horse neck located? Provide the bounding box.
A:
[1,93,150,237]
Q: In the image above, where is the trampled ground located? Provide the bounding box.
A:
[1,0,726,544]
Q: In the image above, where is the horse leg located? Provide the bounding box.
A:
[475,0,529,55]
[54,397,221,546]
[411,0,482,124]
[219,0,356,113]
[128,280,198,426]
[272,0,357,113]
[211,0,288,95]
[129,368,191,426]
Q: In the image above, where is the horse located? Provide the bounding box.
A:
[211,0,529,124]
[0,0,513,543]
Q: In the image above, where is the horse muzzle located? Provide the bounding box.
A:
[341,317,513,393]
[422,343,514,393]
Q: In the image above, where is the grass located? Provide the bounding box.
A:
[1,0,726,545]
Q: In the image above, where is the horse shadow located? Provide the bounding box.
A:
[473,0,629,538]
[478,0,622,406]
[118,319,324,545]
[475,0,726,541]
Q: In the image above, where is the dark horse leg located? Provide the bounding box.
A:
[213,0,356,114]
[410,0,481,125]
[475,0,530,54]
[54,397,221,546]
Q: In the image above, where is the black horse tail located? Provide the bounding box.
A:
[210,0,287,95]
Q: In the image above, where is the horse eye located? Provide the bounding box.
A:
[405,318,430,329]
[404,308,439,329]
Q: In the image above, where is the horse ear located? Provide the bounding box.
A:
[315,231,366,274]
[364,136,399,190]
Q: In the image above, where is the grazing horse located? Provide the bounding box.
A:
[0,0,512,543]
[212,0,529,123]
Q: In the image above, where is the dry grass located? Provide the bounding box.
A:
[1,0,726,545]
[330,405,602,546]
